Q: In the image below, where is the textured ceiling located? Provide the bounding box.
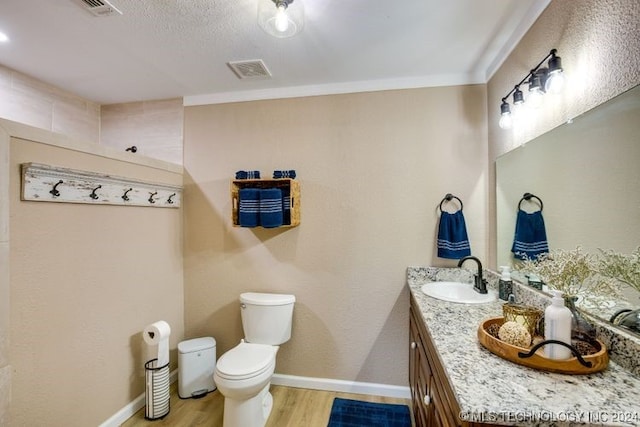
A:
[0,0,549,105]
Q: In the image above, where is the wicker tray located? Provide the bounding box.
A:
[477,317,609,374]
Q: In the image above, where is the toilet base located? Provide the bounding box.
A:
[222,383,273,427]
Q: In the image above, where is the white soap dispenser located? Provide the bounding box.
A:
[544,290,572,360]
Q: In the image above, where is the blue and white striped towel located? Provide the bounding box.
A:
[238,188,260,227]
[273,170,296,179]
[437,210,472,259]
[281,187,291,225]
[259,188,284,228]
[511,210,549,260]
[235,170,261,180]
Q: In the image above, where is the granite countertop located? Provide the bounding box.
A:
[408,267,640,427]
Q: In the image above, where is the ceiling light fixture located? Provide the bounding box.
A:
[498,49,565,129]
[258,0,304,38]
[0,31,9,43]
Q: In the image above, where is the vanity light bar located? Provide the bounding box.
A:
[499,49,565,130]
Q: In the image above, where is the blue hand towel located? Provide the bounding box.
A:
[238,188,260,227]
[437,210,471,259]
[273,170,296,179]
[235,170,261,180]
[511,210,549,260]
[281,186,291,225]
[259,188,283,228]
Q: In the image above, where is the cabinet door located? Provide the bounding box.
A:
[422,330,462,426]
[409,313,427,426]
[411,296,461,427]
[410,307,437,426]
[416,344,436,426]
[431,375,459,427]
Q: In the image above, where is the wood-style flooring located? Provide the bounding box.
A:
[122,384,411,427]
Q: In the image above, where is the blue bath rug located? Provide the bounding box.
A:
[327,398,411,427]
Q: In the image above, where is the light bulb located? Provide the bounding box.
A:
[275,4,289,33]
[545,50,564,94]
[545,71,565,94]
[0,31,8,43]
[499,100,512,129]
[511,101,525,123]
[258,0,303,38]
[527,88,544,109]
[499,112,513,129]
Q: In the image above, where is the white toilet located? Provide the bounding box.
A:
[214,292,295,427]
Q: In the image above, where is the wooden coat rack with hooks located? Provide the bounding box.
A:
[21,163,182,208]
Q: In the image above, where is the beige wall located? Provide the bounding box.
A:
[0,125,10,426]
[183,86,488,386]
[0,64,184,166]
[101,99,184,165]
[0,64,101,144]
[5,123,184,426]
[487,0,640,268]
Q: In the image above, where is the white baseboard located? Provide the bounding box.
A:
[271,373,411,400]
[101,371,410,426]
[98,369,178,427]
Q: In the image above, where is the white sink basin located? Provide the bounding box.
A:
[420,281,497,304]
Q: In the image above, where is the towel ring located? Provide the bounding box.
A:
[438,193,463,212]
[518,192,543,211]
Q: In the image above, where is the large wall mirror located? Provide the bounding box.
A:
[496,84,640,333]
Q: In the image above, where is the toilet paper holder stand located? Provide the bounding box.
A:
[144,358,171,420]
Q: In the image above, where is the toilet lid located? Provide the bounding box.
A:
[216,342,276,380]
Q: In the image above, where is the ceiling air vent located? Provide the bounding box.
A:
[227,60,272,80]
[73,0,123,17]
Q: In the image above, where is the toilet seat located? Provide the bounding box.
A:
[216,341,277,381]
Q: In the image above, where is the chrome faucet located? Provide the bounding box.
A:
[457,256,488,294]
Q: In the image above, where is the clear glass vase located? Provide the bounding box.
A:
[565,296,597,342]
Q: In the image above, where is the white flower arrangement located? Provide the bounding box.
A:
[597,247,640,294]
[516,247,621,309]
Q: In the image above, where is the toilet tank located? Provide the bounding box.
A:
[240,292,295,345]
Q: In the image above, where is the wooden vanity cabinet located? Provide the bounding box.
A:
[410,294,497,427]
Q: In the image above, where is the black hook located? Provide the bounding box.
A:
[90,185,102,200]
[148,191,158,204]
[49,180,63,197]
[125,146,137,153]
[167,193,175,205]
[122,188,132,202]
[438,193,463,212]
[518,192,544,211]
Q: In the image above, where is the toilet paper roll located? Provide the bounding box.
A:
[144,321,171,367]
